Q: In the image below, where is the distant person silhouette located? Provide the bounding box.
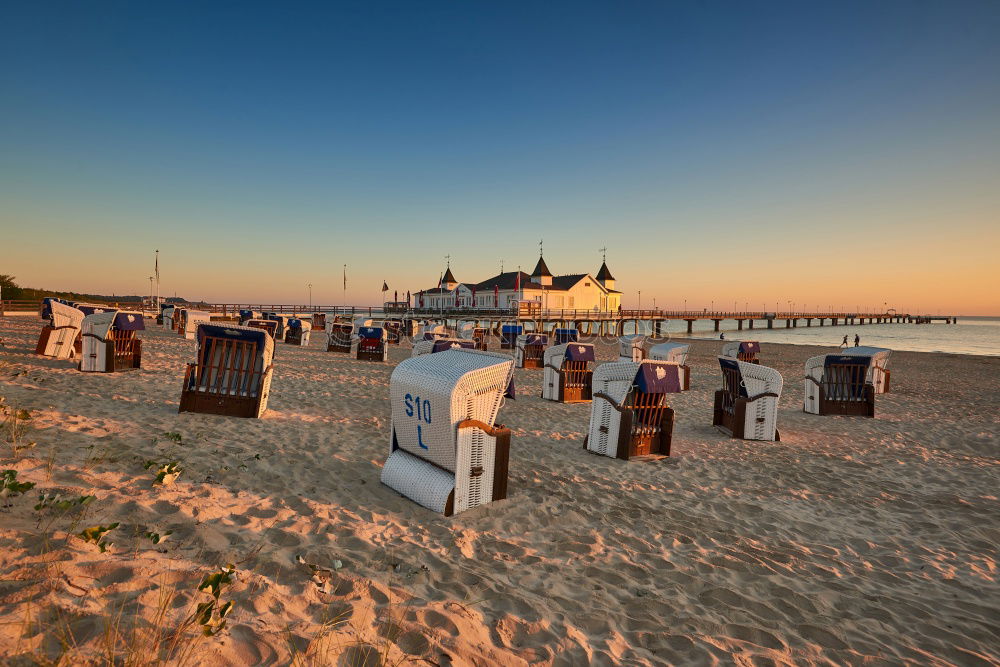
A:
[854,334,860,347]
[720,333,725,340]
[840,335,848,349]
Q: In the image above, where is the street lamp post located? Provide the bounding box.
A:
[638,290,641,311]
[308,283,313,310]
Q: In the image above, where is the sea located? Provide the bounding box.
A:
[631,316,1000,357]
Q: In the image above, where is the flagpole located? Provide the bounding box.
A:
[154,249,160,310]
[342,265,347,314]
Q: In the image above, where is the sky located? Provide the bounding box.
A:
[1,1,998,314]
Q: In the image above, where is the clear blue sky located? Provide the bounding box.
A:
[2,1,998,313]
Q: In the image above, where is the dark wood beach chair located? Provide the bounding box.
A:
[326,323,353,353]
[804,354,876,417]
[179,324,274,418]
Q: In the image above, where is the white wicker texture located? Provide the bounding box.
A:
[841,347,892,393]
[586,361,641,458]
[79,311,118,372]
[162,306,175,329]
[43,302,86,359]
[381,450,455,514]
[803,355,825,414]
[721,341,740,358]
[618,335,647,362]
[184,311,212,340]
[648,342,689,365]
[542,344,569,401]
[730,358,782,440]
[385,349,513,514]
[458,322,476,339]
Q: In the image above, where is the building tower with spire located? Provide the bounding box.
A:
[531,240,553,286]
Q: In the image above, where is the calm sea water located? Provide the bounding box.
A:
[634,316,1000,357]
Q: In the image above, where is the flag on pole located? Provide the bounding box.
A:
[382,281,389,293]
[343,266,347,290]
[494,284,498,308]
[471,286,476,308]
[514,270,520,293]
[455,289,460,308]
[406,290,411,306]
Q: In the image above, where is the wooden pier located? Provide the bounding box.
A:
[2,300,958,332]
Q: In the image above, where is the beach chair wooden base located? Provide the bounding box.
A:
[285,331,305,346]
[522,344,545,369]
[35,326,55,355]
[327,343,352,353]
[357,347,385,362]
[812,385,875,417]
[713,392,781,440]
[546,365,593,403]
[584,401,674,459]
[156,316,163,325]
[179,364,272,418]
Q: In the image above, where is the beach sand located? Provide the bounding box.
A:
[1,316,998,665]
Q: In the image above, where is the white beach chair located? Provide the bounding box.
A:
[585,361,678,459]
[713,358,782,440]
[618,334,648,362]
[411,338,477,357]
[183,310,212,340]
[514,333,548,369]
[285,318,312,346]
[648,342,691,390]
[840,346,892,393]
[804,353,876,417]
[35,301,85,360]
[80,310,145,372]
[325,321,353,353]
[162,305,176,330]
[722,341,761,363]
[542,343,595,402]
[179,324,274,418]
[381,348,514,515]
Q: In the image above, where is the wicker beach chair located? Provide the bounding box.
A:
[157,303,170,325]
[162,305,176,329]
[179,324,274,418]
[722,341,761,364]
[246,319,279,340]
[500,325,522,350]
[172,308,187,333]
[80,311,145,372]
[840,346,892,393]
[713,358,782,440]
[356,326,388,362]
[182,310,212,340]
[411,338,477,357]
[618,334,649,362]
[284,318,311,346]
[264,314,292,341]
[804,353,876,417]
[584,361,678,459]
[381,348,514,515]
[458,323,489,351]
[514,333,548,369]
[542,343,595,403]
[35,301,86,360]
[648,342,691,390]
[325,322,353,353]
[311,312,327,331]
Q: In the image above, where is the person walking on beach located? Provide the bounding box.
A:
[854,333,860,347]
[840,335,848,349]
[720,332,725,340]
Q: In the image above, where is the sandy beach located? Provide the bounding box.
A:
[1,315,998,665]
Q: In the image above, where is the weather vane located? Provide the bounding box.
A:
[444,254,450,267]
[539,239,543,256]
[599,246,607,262]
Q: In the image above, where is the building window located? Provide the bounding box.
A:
[569,297,575,308]
[585,282,591,287]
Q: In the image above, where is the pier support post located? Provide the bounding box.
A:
[685,319,694,335]
[806,318,811,327]
[713,319,721,332]
[785,319,791,328]
[737,319,743,330]
[748,319,754,329]
[767,318,773,329]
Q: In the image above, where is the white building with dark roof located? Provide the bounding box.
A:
[414,255,622,312]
